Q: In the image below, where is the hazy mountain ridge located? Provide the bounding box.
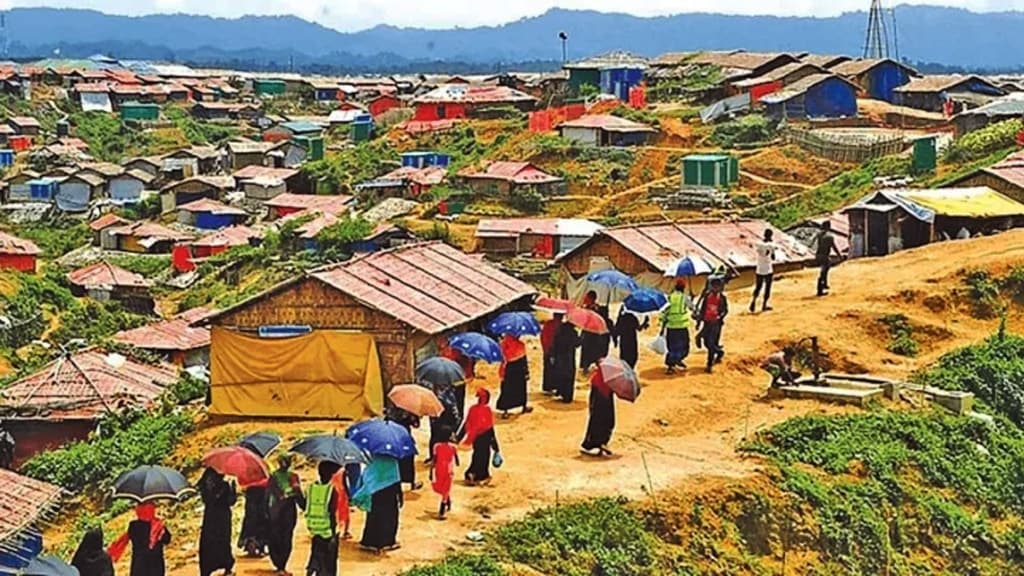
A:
[4,6,1024,71]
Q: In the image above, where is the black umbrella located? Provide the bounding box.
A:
[21,555,79,576]
[112,465,192,503]
[415,357,465,389]
[290,435,369,465]
[238,432,281,458]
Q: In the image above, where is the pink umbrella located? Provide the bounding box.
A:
[388,385,444,417]
[202,446,269,487]
[533,296,574,314]
[566,308,610,335]
[597,357,641,402]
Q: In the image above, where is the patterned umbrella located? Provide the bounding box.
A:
[487,312,541,337]
[623,288,669,314]
[113,465,193,503]
[597,357,641,402]
[448,332,503,363]
[388,385,444,417]
[665,255,714,278]
[345,419,418,459]
[566,308,610,335]
[290,435,369,465]
[202,446,270,486]
[416,357,465,388]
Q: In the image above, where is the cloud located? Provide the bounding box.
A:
[7,0,1024,31]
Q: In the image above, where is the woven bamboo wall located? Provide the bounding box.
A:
[213,277,416,385]
[560,236,658,276]
[953,173,1024,204]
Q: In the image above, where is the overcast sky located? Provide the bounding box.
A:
[2,0,1023,31]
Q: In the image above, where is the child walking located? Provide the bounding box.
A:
[430,428,460,520]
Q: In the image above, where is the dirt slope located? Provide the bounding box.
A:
[71,232,1024,576]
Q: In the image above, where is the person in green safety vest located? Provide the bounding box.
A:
[304,461,340,576]
[660,280,694,374]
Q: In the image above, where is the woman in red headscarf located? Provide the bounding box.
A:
[581,368,616,457]
[108,503,172,576]
[496,334,532,418]
[457,388,500,486]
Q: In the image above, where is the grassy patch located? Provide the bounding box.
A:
[880,313,919,357]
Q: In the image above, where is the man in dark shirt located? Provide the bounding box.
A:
[815,222,843,297]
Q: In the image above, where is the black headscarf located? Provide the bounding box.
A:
[199,467,231,504]
[71,527,115,576]
[318,460,341,484]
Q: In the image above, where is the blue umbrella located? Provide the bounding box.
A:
[345,419,418,459]
[587,270,640,292]
[448,332,503,363]
[487,312,541,337]
[623,288,668,314]
[665,255,713,278]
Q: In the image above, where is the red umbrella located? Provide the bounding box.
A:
[597,358,641,402]
[533,296,574,314]
[202,447,269,487]
[566,308,610,335]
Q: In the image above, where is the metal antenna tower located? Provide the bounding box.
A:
[863,0,890,59]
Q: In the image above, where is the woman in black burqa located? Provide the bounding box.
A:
[71,527,114,576]
[198,467,237,576]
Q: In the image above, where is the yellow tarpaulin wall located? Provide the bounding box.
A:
[210,327,384,419]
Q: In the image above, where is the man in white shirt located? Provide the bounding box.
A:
[750,229,776,313]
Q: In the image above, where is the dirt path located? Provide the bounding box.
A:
[739,169,815,190]
[88,232,1024,576]
[581,175,680,217]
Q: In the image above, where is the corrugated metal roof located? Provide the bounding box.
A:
[0,350,177,421]
[107,221,194,242]
[558,114,656,133]
[89,213,128,231]
[956,95,1024,118]
[0,231,40,256]
[760,73,859,104]
[0,469,62,549]
[800,54,852,69]
[373,166,447,187]
[559,220,814,271]
[233,165,299,181]
[8,116,40,128]
[877,187,1024,218]
[67,261,153,290]
[264,193,353,215]
[475,218,602,238]
[114,311,211,352]
[191,225,262,249]
[413,84,536,105]
[894,74,1002,94]
[564,51,648,70]
[226,140,277,154]
[79,162,124,178]
[690,51,796,71]
[732,62,824,88]
[177,198,247,216]
[162,176,236,191]
[460,161,563,185]
[311,242,538,334]
[831,58,914,77]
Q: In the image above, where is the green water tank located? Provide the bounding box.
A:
[913,136,937,174]
[120,102,160,122]
[294,136,325,162]
[682,154,739,187]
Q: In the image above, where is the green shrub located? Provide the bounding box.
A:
[880,313,919,357]
[401,555,505,576]
[167,372,208,404]
[493,497,663,576]
[916,332,1024,427]
[508,187,544,214]
[14,222,90,259]
[109,255,171,278]
[21,409,194,493]
[51,300,149,346]
[710,114,777,148]
[945,119,1023,162]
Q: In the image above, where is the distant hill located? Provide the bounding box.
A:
[4,5,1024,72]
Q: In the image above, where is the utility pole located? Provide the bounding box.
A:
[863,0,891,59]
[559,31,569,64]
